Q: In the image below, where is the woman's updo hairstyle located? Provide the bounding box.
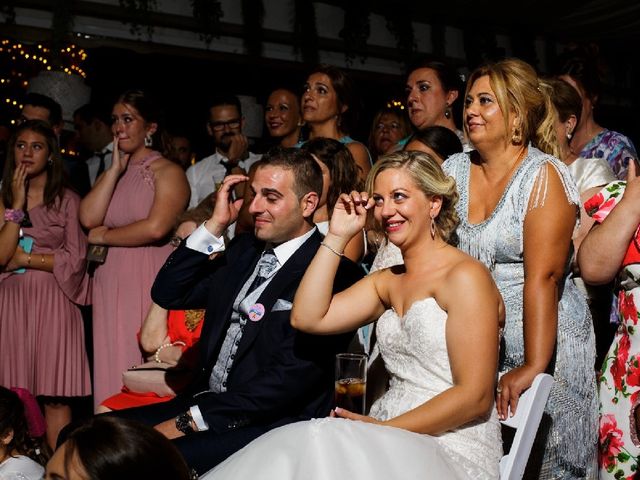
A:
[542,77,582,125]
[116,89,166,150]
[465,58,560,158]
[366,150,459,244]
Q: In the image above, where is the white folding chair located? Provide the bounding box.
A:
[499,373,554,480]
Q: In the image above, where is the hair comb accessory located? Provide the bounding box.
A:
[9,387,46,438]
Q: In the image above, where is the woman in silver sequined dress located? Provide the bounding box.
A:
[443,58,598,478]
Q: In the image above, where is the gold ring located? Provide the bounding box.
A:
[496,386,503,394]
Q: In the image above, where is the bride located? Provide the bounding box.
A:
[203,151,504,479]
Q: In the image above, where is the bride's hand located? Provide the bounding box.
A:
[332,407,382,425]
[328,191,373,241]
[495,365,539,420]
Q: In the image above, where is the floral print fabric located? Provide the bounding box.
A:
[587,181,640,478]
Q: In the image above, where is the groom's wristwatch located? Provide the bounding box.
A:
[176,412,195,434]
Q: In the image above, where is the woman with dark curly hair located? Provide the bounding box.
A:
[0,386,47,479]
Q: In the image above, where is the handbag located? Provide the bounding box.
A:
[122,361,193,397]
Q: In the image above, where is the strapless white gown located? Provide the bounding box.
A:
[203,298,502,479]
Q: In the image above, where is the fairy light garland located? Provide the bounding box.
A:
[386,99,405,110]
[0,38,88,125]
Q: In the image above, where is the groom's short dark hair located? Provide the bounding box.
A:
[259,147,323,200]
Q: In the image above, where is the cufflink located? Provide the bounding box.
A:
[207,245,214,253]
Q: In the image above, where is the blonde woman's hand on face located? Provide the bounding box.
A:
[11,164,28,210]
[328,191,373,241]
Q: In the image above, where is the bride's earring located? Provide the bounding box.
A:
[430,215,436,240]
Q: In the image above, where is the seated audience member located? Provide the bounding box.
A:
[0,387,48,480]
[97,303,204,413]
[301,138,365,262]
[368,106,412,160]
[557,47,638,179]
[186,94,262,208]
[202,151,503,479]
[264,88,303,148]
[301,65,371,181]
[111,148,363,474]
[46,416,191,480]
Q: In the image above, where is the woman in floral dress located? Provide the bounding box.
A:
[579,162,640,478]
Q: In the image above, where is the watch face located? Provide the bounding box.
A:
[176,413,194,434]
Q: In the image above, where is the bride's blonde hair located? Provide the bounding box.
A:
[366,151,459,244]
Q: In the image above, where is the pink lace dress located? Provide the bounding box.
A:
[0,190,91,397]
[91,152,173,406]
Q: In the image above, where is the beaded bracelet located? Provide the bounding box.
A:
[4,209,25,224]
[153,341,187,363]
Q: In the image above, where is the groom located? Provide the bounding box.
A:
[114,148,362,474]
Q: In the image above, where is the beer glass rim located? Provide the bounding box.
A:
[336,353,368,360]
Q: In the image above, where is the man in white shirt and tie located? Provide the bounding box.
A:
[186,94,261,209]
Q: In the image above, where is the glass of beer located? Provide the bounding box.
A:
[335,353,367,415]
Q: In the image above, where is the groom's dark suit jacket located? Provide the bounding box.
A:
[150,229,362,437]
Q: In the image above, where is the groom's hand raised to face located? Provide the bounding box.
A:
[205,174,248,238]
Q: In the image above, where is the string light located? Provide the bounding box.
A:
[386,100,406,110]
[0,37,88,126]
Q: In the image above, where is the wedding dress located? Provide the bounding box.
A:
[203,297,502,479]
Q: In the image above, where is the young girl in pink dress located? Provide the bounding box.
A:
[0,120,91,448]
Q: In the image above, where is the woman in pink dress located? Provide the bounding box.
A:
[0,120,91,448]
[79,90,189,408]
